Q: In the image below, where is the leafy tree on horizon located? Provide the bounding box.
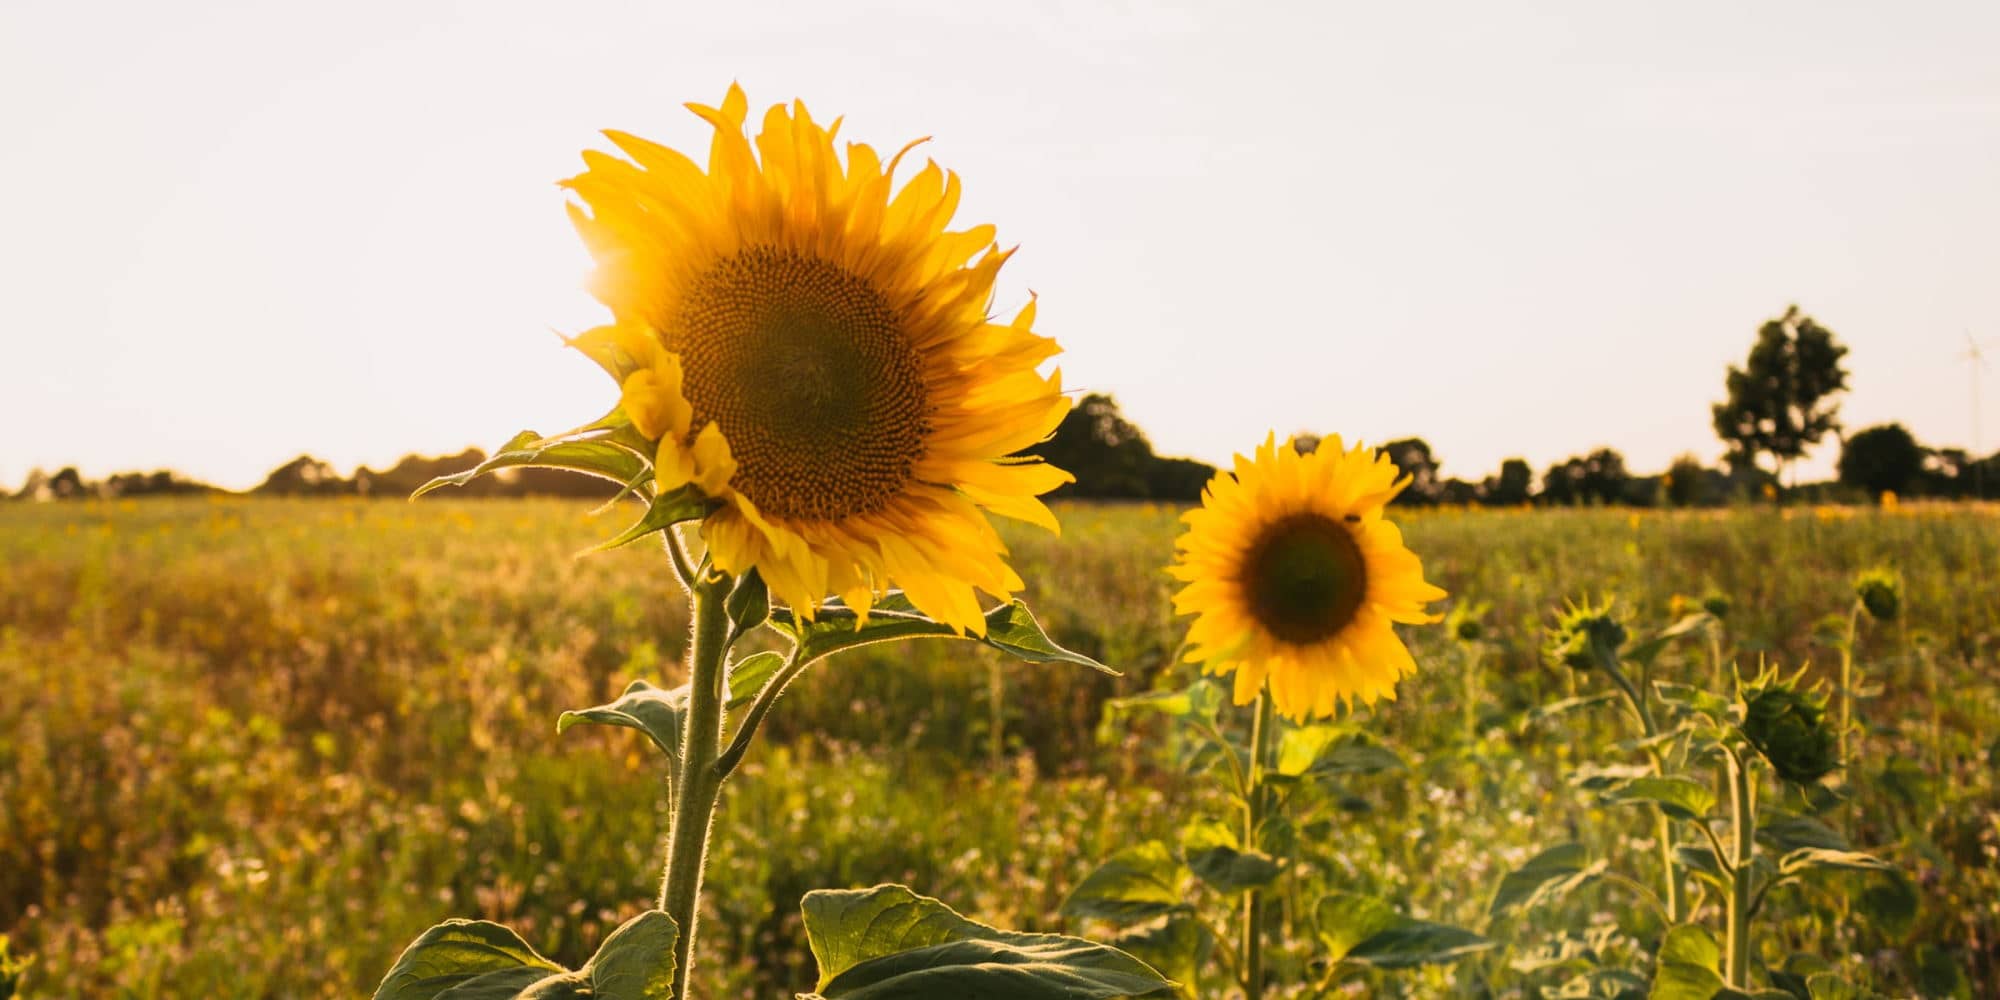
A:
[1381,438,1441,505]
[1484,457,1534,506]
[1838,423,1925,498]
[1712,305,1850,490]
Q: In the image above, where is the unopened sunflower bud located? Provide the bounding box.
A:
[1853,569,1900,622]
[1544,599,1626,672]
[1700,591,1731,620]
[1739,676,1840,785]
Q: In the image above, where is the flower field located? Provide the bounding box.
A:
[1,497,1992,997]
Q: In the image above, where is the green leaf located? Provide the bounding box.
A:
[1675,845,1731,892]
[1607,776,1716,821]
[374,920,563,1000]
[726,569,770,632]
[558,680,690,764]
[589,486,715,553]
[1180,819,1282,894]
[1489,844,1606,917]
[1628,614,1712,666]
[1276,726,1406,780]
[1106,681,1225,723]
[582,910,676,1000]
[1756,813,1850,853]
[1109,915,1209,1000]
[770,593,1113,673]
[725,651,788,711]
[1313,893,1493,969]
[798,884,1172,999]
[1776,848,1893,878]
[1804,972,1889,1000]
[413,431,650,499]
[437,969,580,999]
[1856,871,1917,936]
[1649,924,1726,1000]
[1523,691,1620,729]
[1570,762,1654,791]
[1060,841,1188,926]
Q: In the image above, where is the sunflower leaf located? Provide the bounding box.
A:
[1060,841,1188,925]
[557,680,690,767]
[1488,844,1605,917]
[1649,924,1727,1000]
[589,486,715,553]
[1313,893,1493,969]
[373,920,564,1000]
[412,431,651,499]
[768,594,1112,673]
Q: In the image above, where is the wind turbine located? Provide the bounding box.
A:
[1965,331,1995,498]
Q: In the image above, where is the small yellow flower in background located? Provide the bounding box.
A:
[1879,490,1899,511]
[1168,434,1447,720]
[563,85,1072,633]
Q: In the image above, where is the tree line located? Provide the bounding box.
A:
[11,305,1993,505]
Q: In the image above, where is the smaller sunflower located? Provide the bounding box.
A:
[1169,434,1446,719]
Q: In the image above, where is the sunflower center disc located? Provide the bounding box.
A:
[1241,513,1368,645]
[671,247,930,521]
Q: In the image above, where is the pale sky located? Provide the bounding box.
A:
[4,1,1996,491]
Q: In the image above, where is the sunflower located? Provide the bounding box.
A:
[562,85,1072,634]
[1169,435,1446,719]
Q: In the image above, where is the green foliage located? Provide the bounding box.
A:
[1544,597,1629,672]
[374,914,678,1000]
[1649,924,1726,1000]
[1738,674,1840,785]
[1712,305,1851,479]
[1024,393,1216,501]
[557,680,691,762]
[798,885,1172,999]
[1312,893,1493,968]
[1837,424,1925,498]
[769,593,1112,673]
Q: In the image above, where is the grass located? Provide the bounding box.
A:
[0,497,1994,997]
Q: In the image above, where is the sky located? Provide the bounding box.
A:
[4,1,1997,491]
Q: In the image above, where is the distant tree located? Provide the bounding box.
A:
[1484,458,1533,506]
[1436,478,1480,505]
[256,455,352,496]
[1025,393,1215,501]
[1837,424,1925,498]
[1711,305,1850,489]
[1663,454,1710,507]
[1542,448,1630,506]
[48,467,88,500]
[1381,438,1440,504]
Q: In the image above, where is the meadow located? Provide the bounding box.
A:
[1,497,1994,998]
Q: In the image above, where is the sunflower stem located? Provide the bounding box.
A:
[1600,655,1683,923]
[1723,744,1757,988]
[660,567,732,998]
[1241,690,1274,999]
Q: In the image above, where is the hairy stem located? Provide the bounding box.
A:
[1242,692,1274,999]
[1602,658,1683,922]
[1724,746,1757,988]
[660,569,732,998]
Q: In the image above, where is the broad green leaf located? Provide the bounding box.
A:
[1524,691,1620,729]
[1804,972,1889,1000]
[413,431,650,499]
[1180,819,1282,894]
[1060,841,1188,925]
[726,569,770,632]
[1110,915,1209,1000]
[1776,848,1893,878]
[771,594,1112,673]
[1489,844,1605,917]
[1649,924,1725,1000]
[582,910,676,1000]
[557,680,690,764]
[1276,724,1347,776]
[1757,813,1849,853]
[1607,776,1716,821]
[725,651,788,711]
[438,969,580,999]
[374,920,563,1000]
[1654,682,1733,721]
[1570,762,1653,792]
[1107,681,1225,723]
[1313,893,1493,969]
[1628,614,1712,666]
[589,487,715,553]
[798,884,1171,999]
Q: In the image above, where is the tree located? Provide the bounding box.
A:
[1381,438,1440,505]
[1484,458,1533,506]
[1837,424,1925,499]
[1025,393,1215,501]
[1711,305,1850,488]
[1663,454,1710,507]
[1542,448,1629,506]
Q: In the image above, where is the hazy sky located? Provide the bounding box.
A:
[5,1,1997,491]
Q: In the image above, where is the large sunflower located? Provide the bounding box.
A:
[1169,435,1446,719]
[563,85,1072,634]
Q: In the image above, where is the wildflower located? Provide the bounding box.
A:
[1853,568,1900,622]
[564,86,1071,632]
[1543,597,1626,672]
[1168,434,1446,719]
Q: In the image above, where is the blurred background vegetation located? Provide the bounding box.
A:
[2,497,1993,997]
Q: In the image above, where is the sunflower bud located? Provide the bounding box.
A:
[1544,598,1626,672]
[1700,591,1731,620]
[1739,673,1840,785]
[1853,569,1900,622]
